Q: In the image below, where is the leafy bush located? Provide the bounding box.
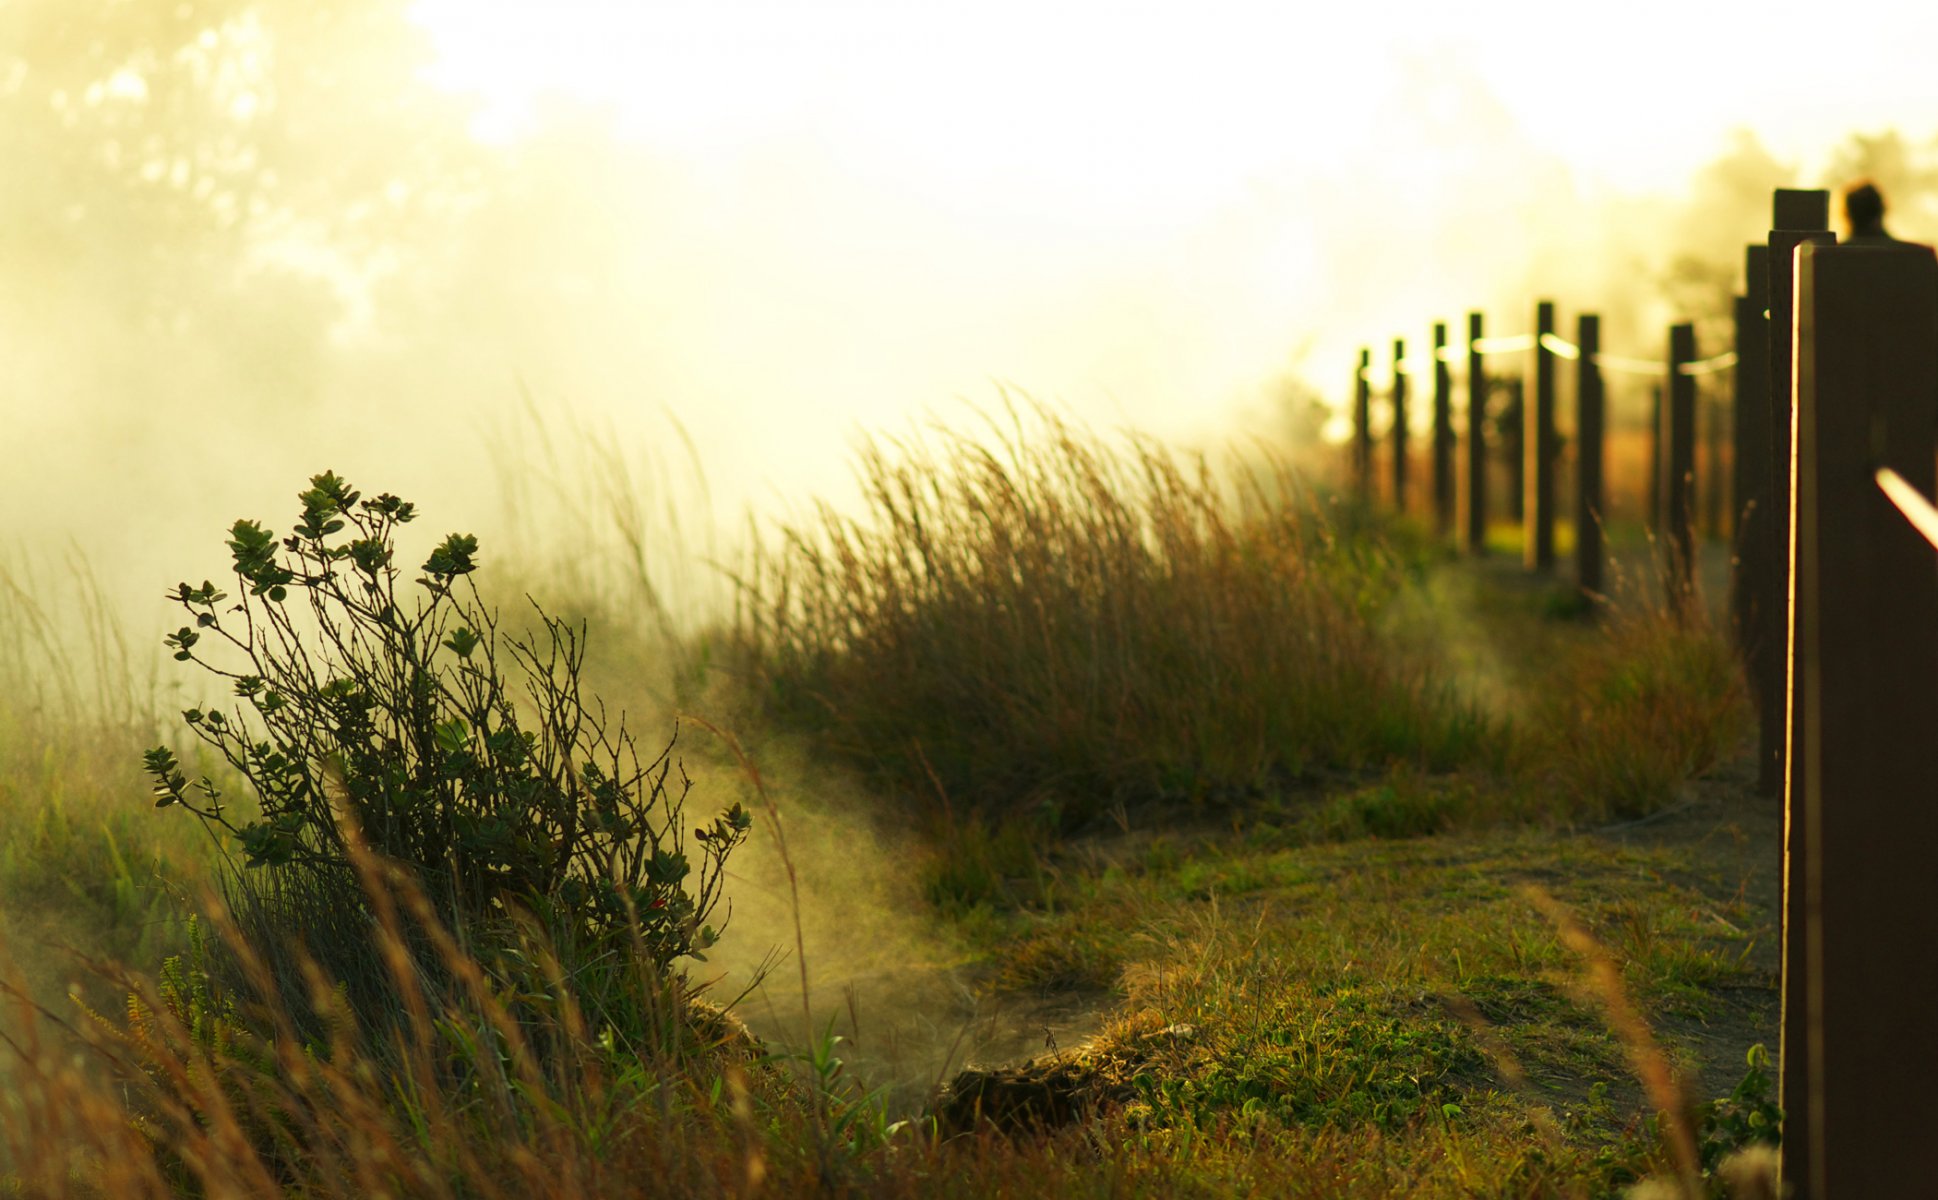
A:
[143,471,750,977]
[731,406,1488,831]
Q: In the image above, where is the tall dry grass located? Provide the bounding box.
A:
[731,404,1490,830]
[1526,575,1749,823]
[0,555,207,976]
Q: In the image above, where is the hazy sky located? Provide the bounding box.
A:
[402,0,1938,441]
[10,0,1938,653]
[410,0,1937,197]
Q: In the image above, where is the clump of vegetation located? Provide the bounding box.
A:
[1529,599,1748,822]
[732,405,1489,832]
[141,471,750,1027]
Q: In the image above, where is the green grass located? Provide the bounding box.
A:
[0,415,1779,1198]
[0,560,211,991]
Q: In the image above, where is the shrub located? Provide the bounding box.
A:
[142,471,751,995]
[731,405,1488,831]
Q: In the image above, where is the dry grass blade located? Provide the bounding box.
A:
[1524,884,1702,1198]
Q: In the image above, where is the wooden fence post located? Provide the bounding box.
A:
[1433,322,1454,536]
[1703,384,1724,539]
[1764,191,1834,798]
[1466,313,1487,553]
[1392,338,1409,513]
[1354,347,1372,502]
[1768,192,1833,1192]
[1731,245,1772,759]
[1526,300,1557,570]
[1784,240,1938,1198]
[1664,323,1697,608]
[1575,314,1604,599]
[1505,378,1525,524]
[1648,383,1663,534]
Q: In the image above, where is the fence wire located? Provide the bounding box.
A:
[1429,336,1736,377]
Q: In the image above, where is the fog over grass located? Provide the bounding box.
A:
[8,0,1938,665]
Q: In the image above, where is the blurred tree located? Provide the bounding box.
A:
[1660,130,1794,336]
[1825,129,1938,240]
[0,0,486,405]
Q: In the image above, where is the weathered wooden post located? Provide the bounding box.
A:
[1526,300,1558,570]
[1765,191,1834,798]
[1505,378,1525,524]
[1664,323,1697,609]
[1730,247,1776,812]
[1433,322,1454,536]
[1575,314,1604,599]
[1354,347,1372,502]
[1466,313,1487,553]
[1731,245,1772,702]
[1391,338,1409,513]
[1647,383,1663,535]
[1703,383,1725,539]
[1768,194,1834,1194]
[1784,239,1938,1198]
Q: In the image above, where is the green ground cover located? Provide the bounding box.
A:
[0,414,1777,1198]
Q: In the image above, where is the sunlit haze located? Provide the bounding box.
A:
[3,0,1935,1150]
[6,0,1938,648]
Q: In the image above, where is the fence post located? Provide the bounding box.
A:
[1505,378,1525,523]
[1354,347,1372,502]
[1433,322,1454,536]
[1784,240,1938,1199]
[1392,338,1409,513]
[1731,245,1772,738]
[1703,383,1724,539]
[1575,314,1604,599]
[1764,191,1834,800]
[1526,300,1557,570]
[1664,323,1697,608]
[1647,383,1663,536]
[1466,313,1487,553]
[1769,194,1834,1194]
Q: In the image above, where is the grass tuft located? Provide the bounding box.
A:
[731,402,1491,831]
[1529,599,1749,823]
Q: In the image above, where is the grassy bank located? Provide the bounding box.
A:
[0,418,1767,1198]
[730,406,1492,834]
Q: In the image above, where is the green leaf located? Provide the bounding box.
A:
[443,626,480,659]
[433,718,470,756]
[421,533,479,578]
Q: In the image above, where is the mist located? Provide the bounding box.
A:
[9,1,1938,646]
[7,0,1938,1104]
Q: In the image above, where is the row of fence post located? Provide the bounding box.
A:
[1345,188,1938,1196]
[1349,308,1720,607]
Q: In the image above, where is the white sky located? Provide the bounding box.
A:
[396,1,1938,501]
[409,0,1938,201]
